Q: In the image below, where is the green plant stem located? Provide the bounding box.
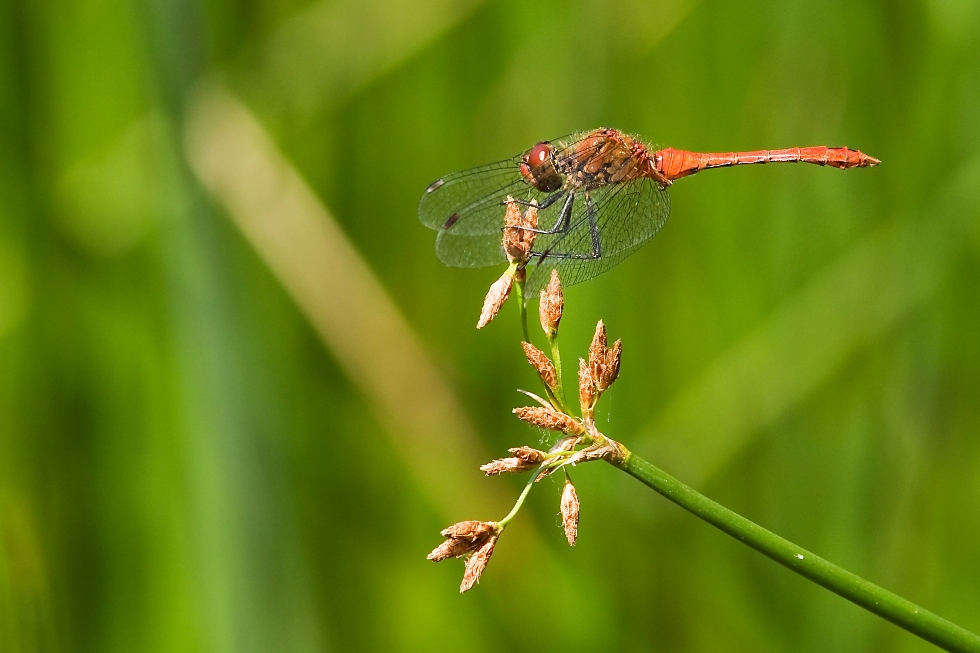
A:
[618,452,980,653]
[547,333,569,412]
[514,272,530,343]
[514,280,569,413]
[497,470,538,528]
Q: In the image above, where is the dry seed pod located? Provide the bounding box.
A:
[539,270,563,337]
[460,533,499,593]
[427,521,498,562]
[588,321,608,389]
[601,339,622,390]
[502,197,521,244]
[522,341,557,389]
[502,197,537,264]
[508,446,548,463]
[477,270,514,329]
[440,520,495,539]
[578,358,596,416]
[480,456,537,475]
[427,536,477,561]
[514,406,582,434]
[560,479,580,546]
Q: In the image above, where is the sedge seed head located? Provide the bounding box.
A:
[502,197,537,265]
[477,270,514,329]
[603,339,622,390]
[514,406,582,435]
[588,320,608,386]
[508,446,548,463]
[480,456,537,475]
[428,520,498,562]
[578,358,596,416]
[521,341,557,389]
[460,532,499,593]
[539,270,563,336]
[560,479,580,546]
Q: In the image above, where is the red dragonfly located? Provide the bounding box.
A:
[419,128,879,294]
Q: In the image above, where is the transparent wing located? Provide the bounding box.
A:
[419,156,526,234]
[434,229,508,268]
[419,157,537,268]
[525,177,671,294]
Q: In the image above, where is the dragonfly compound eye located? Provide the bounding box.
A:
[530,142,551,163]
[523,142,562,192]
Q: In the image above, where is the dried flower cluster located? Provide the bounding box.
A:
[513,405,584,435]
[522,341,557,390]
[430,205,630,593]
[561,478,580,545]
[480,446,548,475]
[477,273,514,329]
[502,196,537,263]
[427,520,501,592]
[539,270,563,337]
[578,320,622,421]
[477,197,538,328]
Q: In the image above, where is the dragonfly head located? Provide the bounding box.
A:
[520,141,562,192]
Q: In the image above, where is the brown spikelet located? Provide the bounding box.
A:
[460,533,499,593]
[560,479,580,546]
[428,521,498,562]
[522,201,538,244]
[578,358,596,416]
[602,339,622,390]
[480,457,537,475]
[503,196,520,224]
[522,341,557,389]
[477,270,514,329]
[514,406,583,434]
[588,320,608,387]
[427,535,476,561]
[501,197,523,260]
[441,520,496,540]
[539,270,563,337]
[508,446,548,463]
[586,321,623,392]
[525,200,538,228]
[502,197,537,265]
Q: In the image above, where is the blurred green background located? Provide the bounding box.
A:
[1,0,979,651]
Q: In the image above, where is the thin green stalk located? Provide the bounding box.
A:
[498,471,538,528]
[618,452,980,653]
[547,332,569,412]
[514,272,530,343]
[515,277,569,412]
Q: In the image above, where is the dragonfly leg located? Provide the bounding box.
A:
[507,189,566,211]
[531,192,603,263]
[585,191,602,259]
[526,191,575,235]
[504,190,574,242]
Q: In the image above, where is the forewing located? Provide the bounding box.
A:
[419,157,527,233]
[526,177,670,294]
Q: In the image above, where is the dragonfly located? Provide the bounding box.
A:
[419,128,879,295]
